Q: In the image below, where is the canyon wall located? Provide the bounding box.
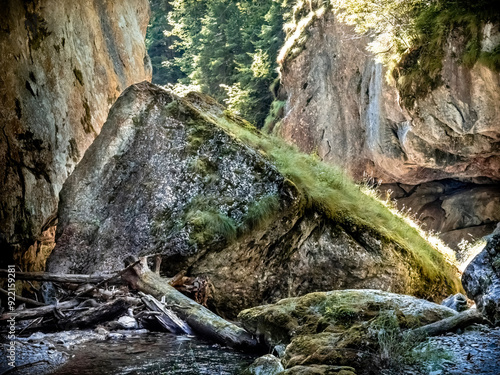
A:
[277,11,500,248]
[0,0,152,270]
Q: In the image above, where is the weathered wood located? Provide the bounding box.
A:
[411,309,487,337]
[58,298,130,329]
[139,292,191,334]
[153,255,162,274]
[0,287,47,307]
[0,300,79,321]
[122,257,260,351]
[75,258,142,298]
[0,269,112,283]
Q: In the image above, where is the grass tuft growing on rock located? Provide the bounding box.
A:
[188,98,462,297]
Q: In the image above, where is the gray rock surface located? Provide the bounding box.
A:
[462,225,500,325]
[0,0,152,270]
[441,293,469,312]
[46,81,460,317]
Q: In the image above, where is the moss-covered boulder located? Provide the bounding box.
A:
[239,290,457,375]
[47,81,461,317]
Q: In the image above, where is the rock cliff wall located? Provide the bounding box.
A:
[277,10,500,247]
[0,0,151,270]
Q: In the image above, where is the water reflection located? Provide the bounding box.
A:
[51,333,257,375]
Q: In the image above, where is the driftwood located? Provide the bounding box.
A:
[411,308,487,337]
[0,300,79,321]
[0,269,113,283]
[58,298,130,329]
[139,292,191,334]
[0,287,47,307]
[122,256,260,351]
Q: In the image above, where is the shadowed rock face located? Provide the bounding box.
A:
[277,11,500,247]
[47,81,461,317]
[463,225,500,325]
[0,0,151,270]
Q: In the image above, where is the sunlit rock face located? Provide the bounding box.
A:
[47,81,461,318]
[0,0,152,269]
[277,11,500,247]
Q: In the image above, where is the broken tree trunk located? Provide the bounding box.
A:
[411,308,487,337]
[122,256,260,351]
[0,269,113,283]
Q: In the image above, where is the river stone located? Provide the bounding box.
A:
[243,354,284,375]
[239,290,456,375]
[462,225,500,325]
[47,81,460,317]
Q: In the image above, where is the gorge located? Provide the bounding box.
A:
[1,1,500,374]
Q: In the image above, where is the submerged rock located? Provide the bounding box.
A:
[462,225,500,325]
[47,81,461,317]
[239,290,457,375]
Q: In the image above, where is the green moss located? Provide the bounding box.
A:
[242,194,281,231]
[262,100,286,134]
[186,209,237,245]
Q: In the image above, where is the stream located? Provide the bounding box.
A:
[0,330,258,375]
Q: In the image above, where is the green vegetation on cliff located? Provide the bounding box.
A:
[281,0,500,108]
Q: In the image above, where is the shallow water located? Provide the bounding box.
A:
[1,331,257,375]
[52,333,257,375]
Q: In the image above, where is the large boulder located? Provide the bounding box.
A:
[238,290,457,375]
[276,8,500,248]
[462,225,500,325]
[0,0,152,270]
[47,81,461,317]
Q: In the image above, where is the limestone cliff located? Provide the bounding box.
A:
[0,0,151,270]
[276,9,500,248]
[47,81,461,317]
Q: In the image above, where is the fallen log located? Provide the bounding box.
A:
[0,269,113,283]
[122,256,261,351]
[58,298,130,329]
[0,300,79,321]
[410,308,487,337]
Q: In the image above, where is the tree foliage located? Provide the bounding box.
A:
[147,0,292,126]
